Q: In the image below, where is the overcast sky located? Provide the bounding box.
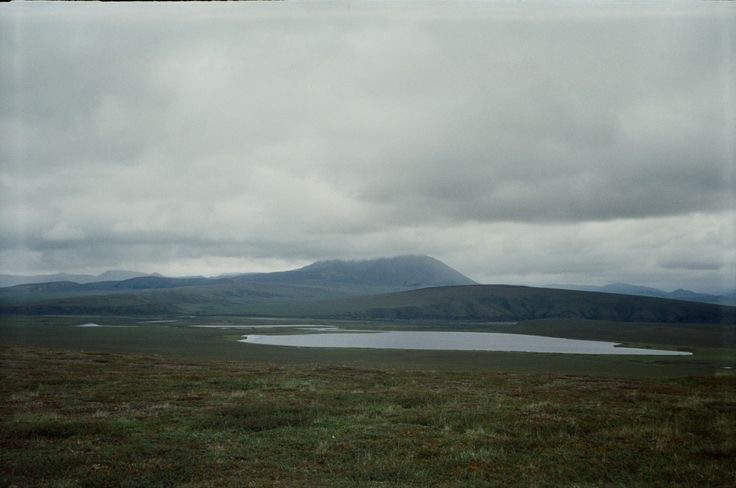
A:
[1,2,734,292]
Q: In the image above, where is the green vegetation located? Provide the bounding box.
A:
[2,315,734,485]
[313,285,736,324]
[2,346,735,487]
[1,315,735,377]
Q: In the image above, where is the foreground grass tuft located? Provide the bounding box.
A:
[1,347,735,486]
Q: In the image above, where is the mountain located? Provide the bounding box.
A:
[3,257,732,324]
[547,283,736,306]
[240,255,477,288]
[0,255,476,313]
[665,289,736,306]
[0,270,153,288]
[96,270,160,282]
[0,256,473,292]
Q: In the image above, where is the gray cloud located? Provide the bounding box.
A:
[0,2,734,292]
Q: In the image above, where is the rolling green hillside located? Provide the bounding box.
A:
[307,285,736,324]
[0,281,375,316]
[2,281,734,324]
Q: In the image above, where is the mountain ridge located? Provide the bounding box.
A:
[0,270,154,288]
[547,282,736,306]
[2,256,733,324]
[0,255,474,291]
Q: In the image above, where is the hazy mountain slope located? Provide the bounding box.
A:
[547,283,736,306]
[0,274,90,288]
[237,255,476,287]
[665,289,736,306]
[0,270,152,288]
[0,256,475,314]
[0,277,217,306]
[0,255,474,301]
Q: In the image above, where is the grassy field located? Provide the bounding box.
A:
[2,346,735,487]
[1,315,735,486]
[1,315,734,377]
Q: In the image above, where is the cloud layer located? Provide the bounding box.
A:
[1,2,734,292]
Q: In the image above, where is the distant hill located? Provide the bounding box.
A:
[2,283,734,325]
[547,283,736,306]
[0,270,153,288]
[310,285,736,324]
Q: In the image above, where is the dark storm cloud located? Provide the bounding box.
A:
[0,2,734,291]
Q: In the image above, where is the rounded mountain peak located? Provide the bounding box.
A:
[298,255,476,287]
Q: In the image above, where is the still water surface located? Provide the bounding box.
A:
[239,331,691,355]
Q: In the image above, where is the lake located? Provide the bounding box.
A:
[239,330,692,355]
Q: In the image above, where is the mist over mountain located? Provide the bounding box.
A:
[0,255,475,303]
[0,270,153,288]
[0,256,474,291]
[5,264,729,309]
[547,283,736,306]
[238,255,476,288]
